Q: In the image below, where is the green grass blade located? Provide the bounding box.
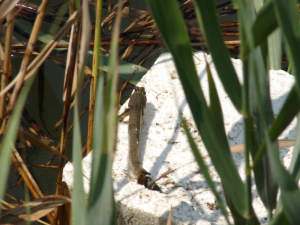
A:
[231,0,256,54]
[147,0,251,217]
[248,46,278,211]
[193,0,242,112]
[88,75,104,199]
[268,87,299,139]
[207,58,259,223]
[254,0,281,70]
[247,1,278,55]
[0,76,35,216]
[269,211,289,225]
[272,0,300,100]
[268,29,282,70]
[71,107,86,225]
[91,0,103,93]
[236,0,280,213]
[87,0,120,223]
[71,0,91,224]
[89,0,104,201]
[289,112,300,180]
[181,118,230,224]
[254,0,263,11]
[87,53,148,85]
[266,134,300,224]
[14,19,69,46]
[253,87,299,167]
[207,62,226,137]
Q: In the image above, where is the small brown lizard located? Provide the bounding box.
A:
[119,86,162,193]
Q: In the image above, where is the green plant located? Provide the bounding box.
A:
[147,0,300,224]
[0,0,119,224]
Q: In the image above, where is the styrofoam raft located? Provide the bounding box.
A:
[63,52,296,224]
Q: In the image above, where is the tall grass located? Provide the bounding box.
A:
[0,0,119,224]
[1,0,300,224]
[147,0,300,224]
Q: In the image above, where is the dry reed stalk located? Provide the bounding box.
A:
[0,8,83,99]
[221,6,238,10]
[102,40,163,45]
[122,11,151,34]
[1,200,16,210]
[128,45,147,63]
[167,206,173,225]
[120,13,153,61]
[60,182,71,224]
[52,103,75,132]
[29,164,59,169]
[18,129,72,162]
[5,192,25,204]
[1,199,53,224]
[0,199,52,224]
[101,0,129,28]
[224,40,240,45]
[11,146,54,224]
[222,33,239,36]
[2,0,51,131]
[54,3,81,223]
[120,42,135,61]
[11,147,44,198]
[52,102,89,132]
[0,7,21,34]
[219,21,239,27]
[139,44,156,64]
[52,79,90,131]
[87,77,95,154]
[47,104,89,165]
[81,140,87,155]
[0,0,19,25]
[180,0,192,8]
[0,11,14,124]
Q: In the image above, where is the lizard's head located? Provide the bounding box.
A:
[134,86,146,97]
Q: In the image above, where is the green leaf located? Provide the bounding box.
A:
[253,0,281,70]
[89,76,104,198]
[87,74,117,224]
[268,29,282,70]
[269,210,290,225]
[235,0,280,213]
[147,0,253,218]
[253,0,263,11]
[87,0,120,223]
[207,62,226,137]
[253,86,299,167]
[15,18,147,85]
[288,112,300,180]
[272,0,300,101]
[86,52,148,85]
[193,0,242,112]
[247,1,278,55]
[231,0,256,55]
[14,19,69,46]
[71,106,87,225]
[248,46,278,211]
[71,0,91,224]
[181,118,230,224]
[0,76,35,217]
[266,134,300,224]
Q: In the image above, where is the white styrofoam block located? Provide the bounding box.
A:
[63,52,296,224]
[63,151,92,198]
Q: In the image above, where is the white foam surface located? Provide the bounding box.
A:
[63,52,296,224]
